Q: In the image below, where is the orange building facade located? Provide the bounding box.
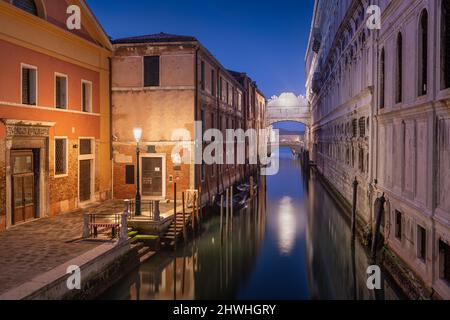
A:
[0,0,112,230]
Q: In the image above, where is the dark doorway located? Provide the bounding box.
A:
[79,159,92,202]
[142,157,163,197]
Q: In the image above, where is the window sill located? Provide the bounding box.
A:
[54,174,68,179]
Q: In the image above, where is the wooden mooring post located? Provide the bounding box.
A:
[351,178,358,238]
[220,193,224,245]
[192,193,196,234]
[174,182,177,250]
[182,192,186,242]
[225,188,229,233]
[230,186,233,233]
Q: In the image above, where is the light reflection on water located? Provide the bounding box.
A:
[101,147,405,300]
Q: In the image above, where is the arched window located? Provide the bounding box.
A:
[442,0,450,89]
[380,48,386,108]
[13,0,38,16]
[396,33,403,103]
[419,10,428,96]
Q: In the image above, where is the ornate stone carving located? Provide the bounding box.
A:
[6,125,50,137]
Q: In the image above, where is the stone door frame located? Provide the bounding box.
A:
[2,119,54,229]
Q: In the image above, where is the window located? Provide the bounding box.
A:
[380,48,385,108]
[13,0,38,16]
[226,82,229,104]
[442,0,450,89]
[21,65,37,105]
[80,139,92,155]
[219,77,223,100]
[144,56,160,87]
[211,69,216,96]
[55,138,67,176]
[359,117,366,137]
[200,61,205,91]
[439,240,450,283]
[201,108,206,133]
[395,210,402,240]
[82,80,92,112]
[359,149,364,173]
[396,33,403,103]
[125,165,135,185]
[352,119,358,137]
[419,10,428,96]
[417,225,427,261]
[55,74,67,109]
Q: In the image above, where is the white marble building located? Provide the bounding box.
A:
[306,0,450,299]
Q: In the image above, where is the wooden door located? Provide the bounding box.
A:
[11,151,36,225]
[79,159,91,202]
[142,157,163,197]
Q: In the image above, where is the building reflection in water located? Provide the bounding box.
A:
[102,147,405,300]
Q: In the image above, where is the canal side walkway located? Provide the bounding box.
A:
[0,200,178,299]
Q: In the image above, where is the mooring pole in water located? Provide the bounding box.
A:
[225,188,229,233]
[371,193,386,259]
[220,194,224,245]
[192,193,196,234]
[198,186,202,223]
[351,178,359,237]
[174,182,177,250]
[250,176,254,198]
[182,192,186,242]
[230,186,233,233]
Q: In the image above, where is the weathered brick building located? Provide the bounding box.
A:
[111,33,265,203]
[0,0,112,230]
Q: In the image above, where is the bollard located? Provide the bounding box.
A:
[230,186,233,232]
[225,188,229,232]
[83,212,90,239]
[182,192,186,242]
[120,200,130,242]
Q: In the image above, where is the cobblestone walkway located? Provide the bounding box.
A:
[0,209,100,295]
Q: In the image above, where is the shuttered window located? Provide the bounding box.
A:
[125,165,135,185]
[82,81,92,112]
[55,138,67,176]
[143,56,160,87]
[211,69,216,96]
[55,75,67,109]
[22,66,37,105]
[13,0,38,16]
[200,61,205,91]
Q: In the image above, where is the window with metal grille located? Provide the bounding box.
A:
[419,10,428,96]
[359,117,366,137]
[79,139,92,155]
[143,56,160,87]
[55,138,67,176]
[22,66,37,105]
[442,0,450,89]
[352,119,358,137]
[13,0,38,16]
[55,75,67,109]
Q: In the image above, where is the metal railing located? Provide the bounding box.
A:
[127,199,159,220]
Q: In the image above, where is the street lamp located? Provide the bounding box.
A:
[133,128,142,216]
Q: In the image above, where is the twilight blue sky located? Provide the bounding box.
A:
[87,0,313,131]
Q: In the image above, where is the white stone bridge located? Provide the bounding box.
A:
[266,92,311,127]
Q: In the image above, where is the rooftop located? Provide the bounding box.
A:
[112,32,198,44]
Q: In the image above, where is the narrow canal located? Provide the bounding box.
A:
[102,147,404,300]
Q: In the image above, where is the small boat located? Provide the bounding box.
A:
[236,183,258,195]
[215,190,249,211]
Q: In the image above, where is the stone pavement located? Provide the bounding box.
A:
[0,200,178,296]
[0,208,101,295]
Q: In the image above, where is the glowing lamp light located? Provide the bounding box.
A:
[133,128,142,142]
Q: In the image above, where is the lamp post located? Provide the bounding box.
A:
[134,128,142,216]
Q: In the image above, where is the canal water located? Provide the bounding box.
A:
[102,147,404,300]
